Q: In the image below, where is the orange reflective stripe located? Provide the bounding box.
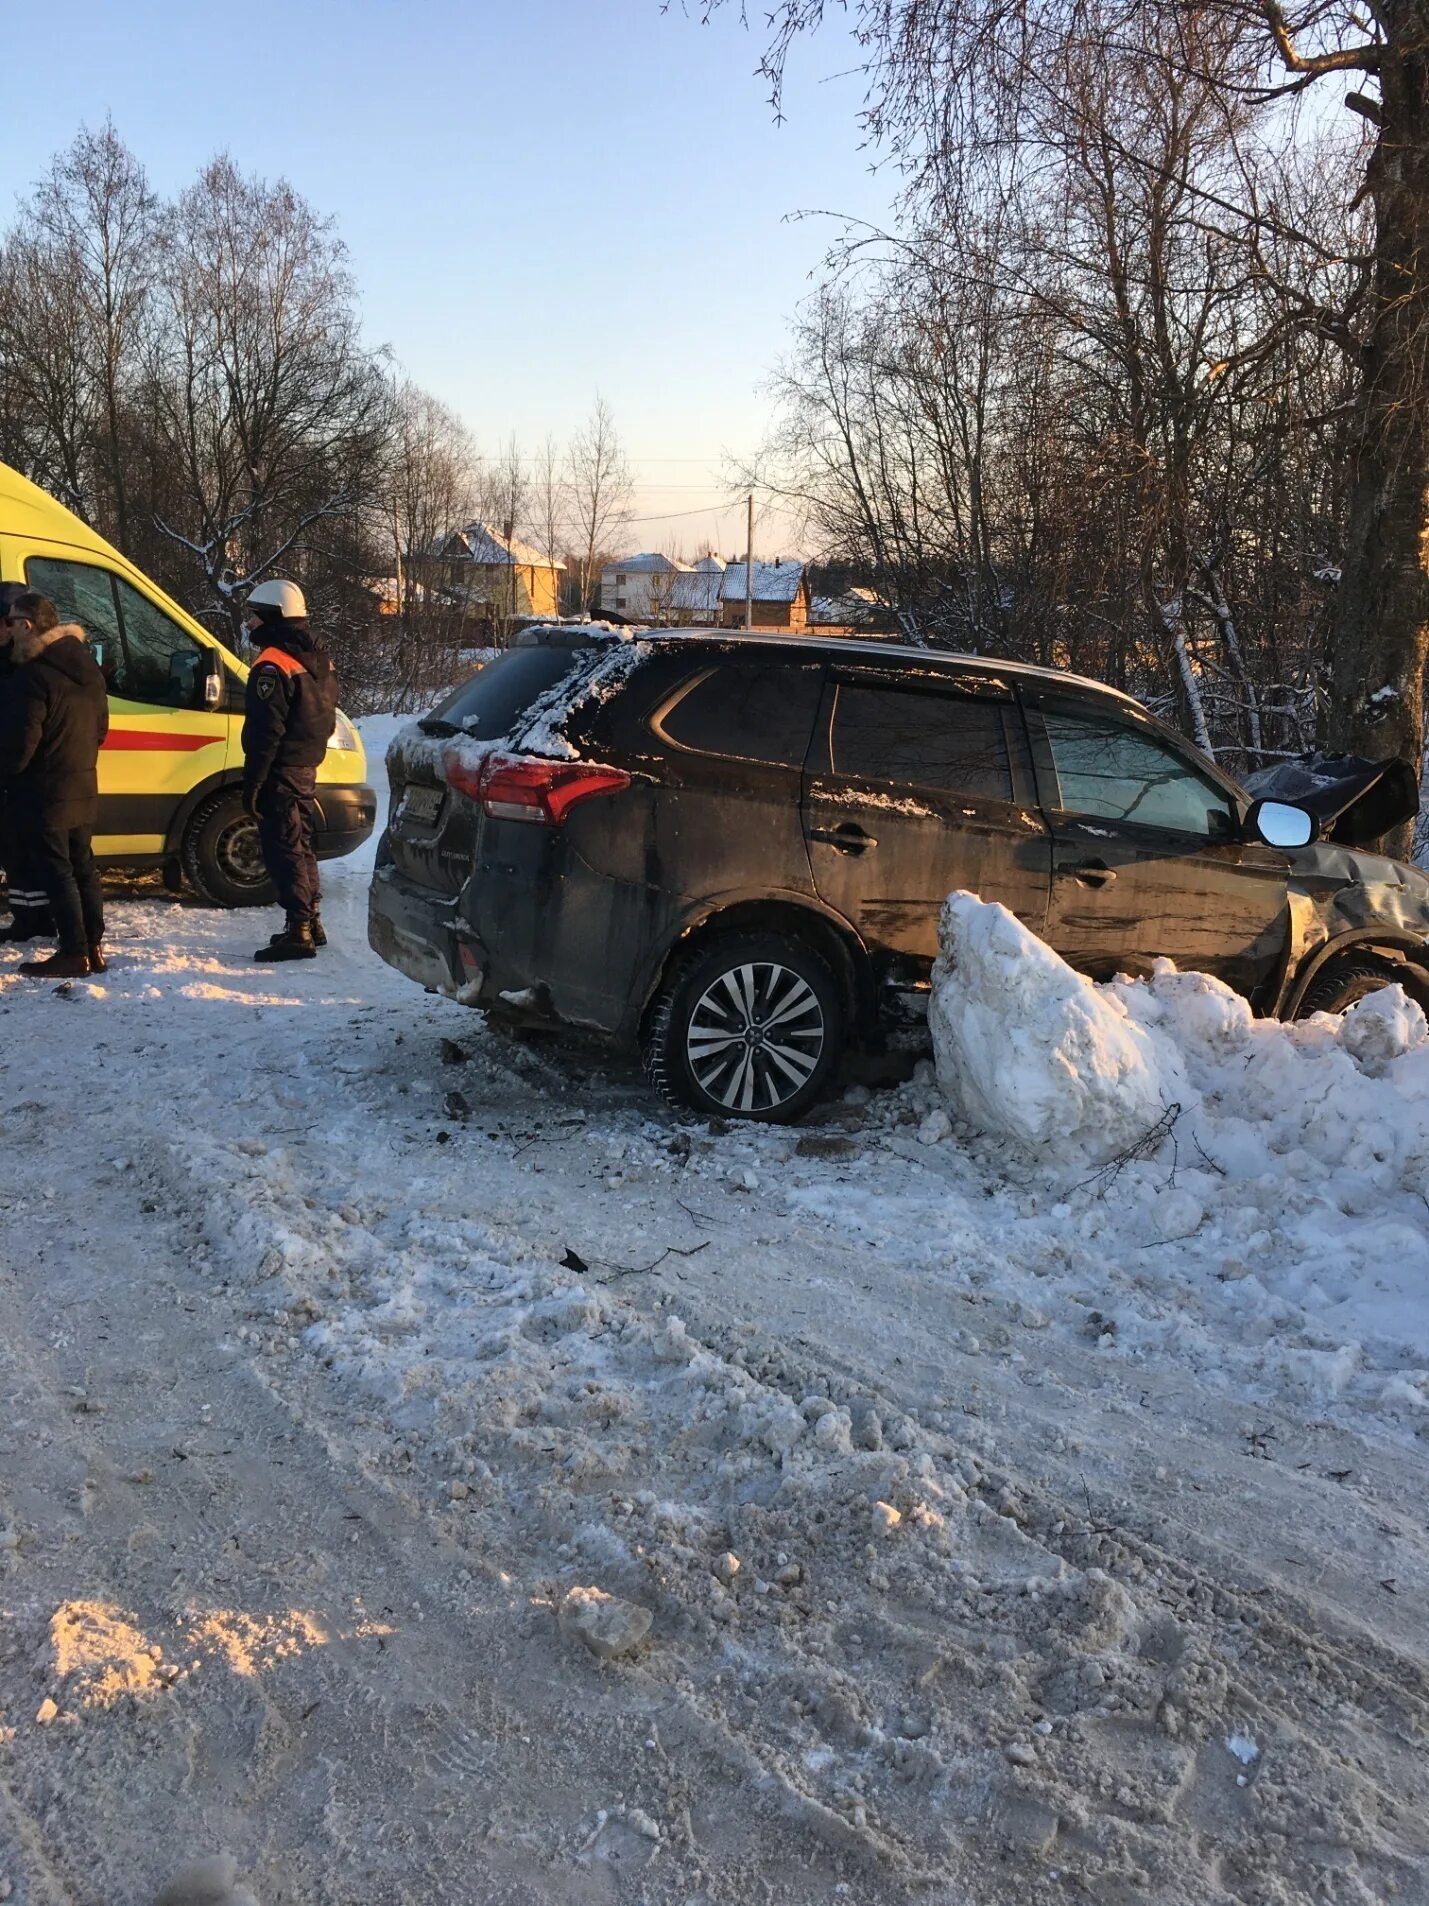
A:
[254,646,305,677]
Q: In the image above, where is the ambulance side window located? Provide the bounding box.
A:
[113,577,207,708]
[23,556,123,684]
[23,556,208,708]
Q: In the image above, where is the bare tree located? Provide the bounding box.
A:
[29,121,157,552]
[478,433,531,638]
[363,381,481,705]
[644,553,690,625]
[144,155,390,640]
[700,0,1429,844]
[566,397,633,612]
[0,228,95,513]
[531,431,569,575]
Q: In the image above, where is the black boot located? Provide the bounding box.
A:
[272,908,326,950]
[254,917,317,963]
[0,914,54,945]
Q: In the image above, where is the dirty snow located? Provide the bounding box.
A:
[0,721,1425,1903]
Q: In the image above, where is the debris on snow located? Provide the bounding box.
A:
[154,1854,259,1906]
[559,1587,653,1661]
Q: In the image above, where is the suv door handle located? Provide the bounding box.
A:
[810,822,877,855]
[1070,860,1117,887]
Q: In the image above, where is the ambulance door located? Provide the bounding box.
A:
[14,546,230,855]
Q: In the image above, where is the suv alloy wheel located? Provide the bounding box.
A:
[643,931,844,1122]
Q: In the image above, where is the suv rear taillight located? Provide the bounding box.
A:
[441,746,631,825]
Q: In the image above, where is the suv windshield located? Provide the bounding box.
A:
[424,646,595,739]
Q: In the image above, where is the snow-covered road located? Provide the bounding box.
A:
[1,717,1426,1905]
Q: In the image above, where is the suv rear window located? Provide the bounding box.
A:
[426,646,593,739]
[655,662,823,767]
[830,683,1012,800]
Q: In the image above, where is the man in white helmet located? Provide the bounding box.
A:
[241,578,338,961]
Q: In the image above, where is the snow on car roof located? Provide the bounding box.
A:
[613,626,1146,709]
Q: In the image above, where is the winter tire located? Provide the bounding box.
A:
[1296,960,1419,1019]
[643,931,843,1123]
[181,788,276,908]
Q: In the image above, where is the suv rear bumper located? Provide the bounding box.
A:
[315,783,378,860]
[368,864,487,1002]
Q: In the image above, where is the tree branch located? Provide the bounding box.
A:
[1262,5,1381,76]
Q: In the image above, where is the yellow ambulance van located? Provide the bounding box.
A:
[0,460,375,904]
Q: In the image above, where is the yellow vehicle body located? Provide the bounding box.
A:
[0,462,375,905]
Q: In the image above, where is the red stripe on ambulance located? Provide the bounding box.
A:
[103,731,224,753]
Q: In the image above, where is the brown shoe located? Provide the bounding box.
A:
[88,945,108,974]
[19,951,90,979]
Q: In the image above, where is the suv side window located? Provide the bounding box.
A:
[1044,710,1237,837]
[830,683,1012,800]
[654,662,823,767]
[25,555,207,708]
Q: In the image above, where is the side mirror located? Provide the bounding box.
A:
[1247,798,1317,849]
[203,660,223,708]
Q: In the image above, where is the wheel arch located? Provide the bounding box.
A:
[1281,928,1429,1017]
[633,892,875,1045]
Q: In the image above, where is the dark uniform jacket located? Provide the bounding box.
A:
[0,624,110,829]
[241,620,338,795]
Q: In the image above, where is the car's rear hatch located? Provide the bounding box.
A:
[383,635,634,894]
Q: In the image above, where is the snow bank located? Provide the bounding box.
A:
[924,894,1429,1413]
[932,892,1429,1189]
[929,894,1184,1165]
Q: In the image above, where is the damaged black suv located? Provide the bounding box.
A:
[369,628,1429,1122]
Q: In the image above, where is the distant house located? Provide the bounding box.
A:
[810,585,884,631]
[434,522,564,621]
[719,559,810,631]
[682,554,726,621]
[599,552,727,624]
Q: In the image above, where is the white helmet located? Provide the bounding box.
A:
[247,577,307,619]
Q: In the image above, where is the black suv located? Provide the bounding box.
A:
[369,628,1429,1121]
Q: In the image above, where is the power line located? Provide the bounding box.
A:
[622,500,747,524]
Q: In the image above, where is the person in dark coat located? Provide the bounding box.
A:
[240,578,337,962]
[0,592,108,978]
[0,581,56,944]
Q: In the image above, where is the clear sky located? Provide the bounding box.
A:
[0,0,892,556]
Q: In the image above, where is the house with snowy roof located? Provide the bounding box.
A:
[810,585,886,631]
[600,552,727,624]
[719,559,810,631]
[434,522,564,619]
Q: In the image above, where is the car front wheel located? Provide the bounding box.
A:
[1295,959,1422,1019]
[643,931,843,1122]
[181,789,276,907]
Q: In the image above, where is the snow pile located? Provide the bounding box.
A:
[932,891,1429,1195]
[929,894,1182,1165]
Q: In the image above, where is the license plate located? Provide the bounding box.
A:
[400,785,444,826]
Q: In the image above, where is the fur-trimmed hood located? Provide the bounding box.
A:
[12,622,89,672]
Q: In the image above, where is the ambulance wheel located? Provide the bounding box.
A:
[182,789,276,908]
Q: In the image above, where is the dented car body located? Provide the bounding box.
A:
[369,628,1429,1118]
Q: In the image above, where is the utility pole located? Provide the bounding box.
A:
[503,515,516,646]
[745,493,754,630]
